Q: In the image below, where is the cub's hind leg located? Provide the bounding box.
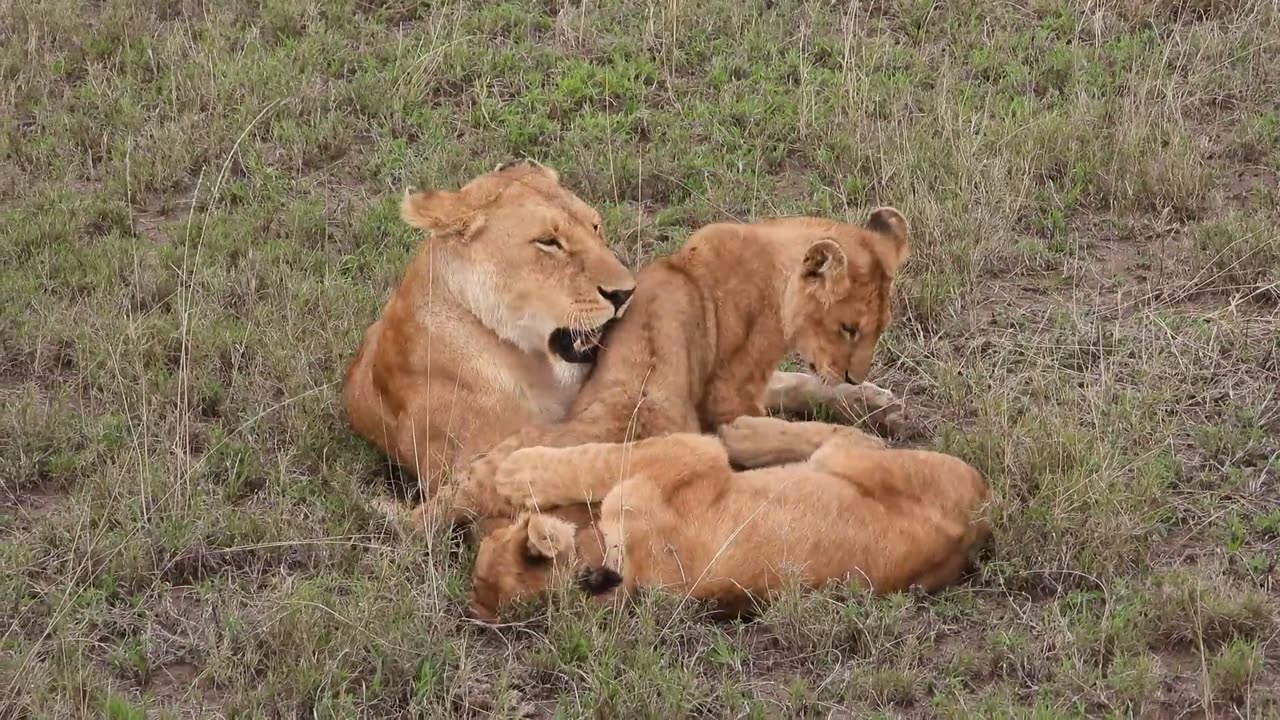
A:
[718,416,885,469]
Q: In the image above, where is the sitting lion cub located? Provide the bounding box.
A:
[465,416,992,620]
[450,209,912,522]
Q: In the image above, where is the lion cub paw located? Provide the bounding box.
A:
[832,382,907,438]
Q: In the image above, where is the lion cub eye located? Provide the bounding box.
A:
[534,237,564,252]
[840,323,859,340]
[592,222,601,234]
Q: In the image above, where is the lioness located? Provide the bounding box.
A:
[342,161,637,495]
[450,210,911,521]
[467,416,992,621]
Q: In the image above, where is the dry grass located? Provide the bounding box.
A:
[2,0,1278,716]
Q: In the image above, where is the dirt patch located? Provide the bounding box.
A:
[1216,163,1279,214]
[163,585,205,624]
[772,158,812,204]
[144,658,236,718]
[147,660,201,695]
[3,481,70,519]
[1064,215,1192,303]
[131,207,188,245]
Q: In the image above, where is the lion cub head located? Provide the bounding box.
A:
[781,208,910,385]
[401,160,635,365]
[467,512,586,621]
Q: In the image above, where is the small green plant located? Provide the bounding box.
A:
[1208,639,1264,702]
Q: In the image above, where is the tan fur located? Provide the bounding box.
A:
[467,417,992,620]
[342,161,636,496]
[465,503,605,622]
[448,210,911,521]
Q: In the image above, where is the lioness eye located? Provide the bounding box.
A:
[592,222,601,234]
[840,323,858,339]
[534,237,564,251]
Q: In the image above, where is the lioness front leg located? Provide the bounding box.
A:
[764,371,905,436]
[718,416,885,469]
[460,423,579,517]
[494,433,730,510]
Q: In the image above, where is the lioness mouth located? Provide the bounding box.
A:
[548,321,614,364]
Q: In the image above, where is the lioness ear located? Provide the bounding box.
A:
[865,207,910,276]
[524,514,577,562]
[801,238,850,300]
[400,187,475,235]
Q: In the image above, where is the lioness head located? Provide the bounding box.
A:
[401,160,636,365]
[781,207,910,385]
[468,512,578,621]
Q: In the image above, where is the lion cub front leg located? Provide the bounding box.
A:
[717,416,885,469]
[763,371,906,437]
[495,434,729,510]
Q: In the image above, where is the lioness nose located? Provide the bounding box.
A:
[598,287,634,311]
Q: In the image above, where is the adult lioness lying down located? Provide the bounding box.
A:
[453,209,911,521]
[343,161,637,495]
[466,416,992,620]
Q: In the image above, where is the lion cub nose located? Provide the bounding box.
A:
[598,286,634,312]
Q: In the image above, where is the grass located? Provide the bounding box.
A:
[2,0,1278,716]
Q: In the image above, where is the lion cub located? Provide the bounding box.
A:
[453,209,912,521]
[465,416,992,620]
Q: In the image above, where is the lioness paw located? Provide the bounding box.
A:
[466,452,501,491]
[467,436,522,491]
[493,447,561,509]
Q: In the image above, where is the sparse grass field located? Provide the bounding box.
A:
[2,0,1278,716]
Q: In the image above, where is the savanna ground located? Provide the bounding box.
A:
[2,0,1279,716]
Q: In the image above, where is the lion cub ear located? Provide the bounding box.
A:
[400,187,481,237]
[801,238,851,300]
[524,514,577,562]
[865,207,910,276]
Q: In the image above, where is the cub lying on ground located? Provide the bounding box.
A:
[466,416,993,621]
[444,209,912,526]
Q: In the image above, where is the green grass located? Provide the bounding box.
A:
[3,0,1279,716]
